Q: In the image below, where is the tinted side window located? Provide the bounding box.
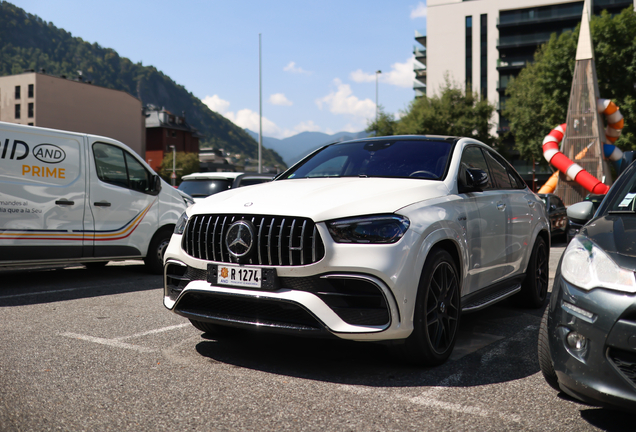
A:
[484,150,512,189]
[554,196,565,209]
[460,146,494,190]
[93,142,152,193]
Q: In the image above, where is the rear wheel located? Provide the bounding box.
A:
[515,236,548,308]
[400,249,461,366]
[538,307,560,391]
[144,229,172,274]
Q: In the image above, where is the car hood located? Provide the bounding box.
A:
[191,177,450,222]
[583,214,636,271]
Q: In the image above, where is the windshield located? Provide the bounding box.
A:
[280,139,453,180]
[178,179,232,197]
[602,165,636,213]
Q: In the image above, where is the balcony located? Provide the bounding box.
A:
[497,58,530,70]
[497,3,582,27]
[415,30,426,47]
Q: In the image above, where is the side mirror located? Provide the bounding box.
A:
[567,201,595,224]
[460,167,489,193]
[151,175,162,195]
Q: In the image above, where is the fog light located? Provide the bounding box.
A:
[566,331,587,350]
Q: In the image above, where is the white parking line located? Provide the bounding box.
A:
[60,324,190,353]
[114,323,190,340]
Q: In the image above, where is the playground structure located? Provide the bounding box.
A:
[536,0,625,205]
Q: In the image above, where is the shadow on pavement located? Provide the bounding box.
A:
[0,262,160,307]
[195,302,545,388]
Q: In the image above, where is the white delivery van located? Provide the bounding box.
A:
[0,122,188,273]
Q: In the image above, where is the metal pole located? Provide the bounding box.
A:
[171,145,176,187]
[375,70,381,131]
[258,34,263,173]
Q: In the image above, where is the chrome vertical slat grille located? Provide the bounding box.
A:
[182,214,325,266]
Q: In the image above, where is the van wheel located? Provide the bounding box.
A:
[514,236,549,308]
[398,248,460,366]
[144,228,172,274]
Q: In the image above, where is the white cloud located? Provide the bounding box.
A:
[202,94,231,114]
[349,56,415,89]
[283,61,311,74]
[316,79,375,121]
[410,2,427,19]
[269,93,293,106]
[202,94,284,138]
[350,69,378,83]
[383,56,416,88]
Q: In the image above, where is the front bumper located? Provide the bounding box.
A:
[548,272,636,411]
[162,229,423,341]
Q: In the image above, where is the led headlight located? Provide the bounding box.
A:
[327,215,409,244]
[561,237,636,293]
[174,212,189,235]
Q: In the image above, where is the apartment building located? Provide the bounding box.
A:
[0,71,145,157]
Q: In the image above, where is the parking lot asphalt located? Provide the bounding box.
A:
[0,242,634,431]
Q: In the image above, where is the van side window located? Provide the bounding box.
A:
[93,143,151,193]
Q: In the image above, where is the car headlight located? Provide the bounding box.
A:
[326,215,409,244]
[174,212,189,235]
[561,237,636,293]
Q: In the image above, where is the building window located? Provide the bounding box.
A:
[15,104,20,119]
[171,131,177,138]
[480,14,487,99]
[28,103,34,118]
[466,16,472,92]
[15,85,20,99]
[28,84,34,98]
[28,123,34,126]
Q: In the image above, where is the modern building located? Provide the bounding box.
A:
[417,0,634,187]
[0,70,145,156]
[144,106,201,172]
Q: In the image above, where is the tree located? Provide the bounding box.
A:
[393,78,497,145]
[504,8,636,162]
[158,152,199,184]
[366,106,398,136]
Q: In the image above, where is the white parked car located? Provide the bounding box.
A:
[163,136,550,365]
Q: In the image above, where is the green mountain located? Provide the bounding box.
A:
[0,1,286,170]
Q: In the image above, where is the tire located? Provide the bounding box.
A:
[538,307,560,391]
[144,229,172,274]
[515,236,549,308]
[400,248,461,366]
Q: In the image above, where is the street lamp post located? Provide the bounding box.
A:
[375,70,382,128]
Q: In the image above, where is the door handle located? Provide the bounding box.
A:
[527,200,536,208]
[55,200,75,206]
[94,201,111,207]
[496,202,506,211]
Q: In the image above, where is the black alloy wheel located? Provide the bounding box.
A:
[516,237,549,308]
[401,248,461,366]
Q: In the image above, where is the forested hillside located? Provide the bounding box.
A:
[0,2,286,169]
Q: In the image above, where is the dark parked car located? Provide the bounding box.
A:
[178,172,274,203]
[538,193,567,239]
[539,157,636,411]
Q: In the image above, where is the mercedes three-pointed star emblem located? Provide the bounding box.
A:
[225,220,255,258]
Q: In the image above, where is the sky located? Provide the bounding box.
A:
[11,0,427,139]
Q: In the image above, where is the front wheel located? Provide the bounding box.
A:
[515,236,549,308]
[538,307,559,391]
[144,229,172,274]
[400,248,461,366]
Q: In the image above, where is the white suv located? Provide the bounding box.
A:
[163,136,550,365]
